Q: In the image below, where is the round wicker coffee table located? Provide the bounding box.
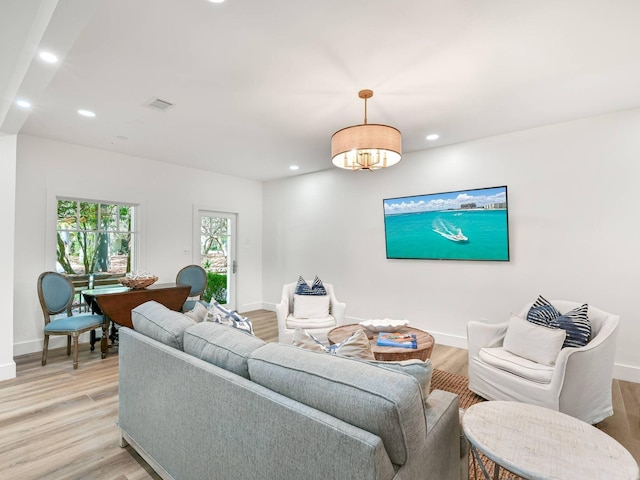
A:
[462,401,639,480]
[327,324,434,361]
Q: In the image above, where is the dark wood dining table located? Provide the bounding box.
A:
[82,282,191,358]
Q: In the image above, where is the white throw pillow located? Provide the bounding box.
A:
[183,302,208,323]
[293,294,330,319]
[503,314,566,366]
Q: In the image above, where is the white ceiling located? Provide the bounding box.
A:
[3,0,640,182]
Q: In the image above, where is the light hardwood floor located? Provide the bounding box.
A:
[1,310,637,479]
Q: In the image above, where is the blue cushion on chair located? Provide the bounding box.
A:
[44,314,103,333]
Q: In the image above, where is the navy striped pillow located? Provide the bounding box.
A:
[526,296,591,348]
[526,295,561,325]
[294,275,327,296]
[549,304,591,348]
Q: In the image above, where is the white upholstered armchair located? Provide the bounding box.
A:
[467,300,619,424]
[275,281,346,345]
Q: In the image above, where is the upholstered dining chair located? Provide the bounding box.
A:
[275,279,346,345]
[176,264,208,312]
[467,299,619,424]
[37,271,104,369]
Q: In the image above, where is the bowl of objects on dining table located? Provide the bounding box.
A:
[118,273,158,289]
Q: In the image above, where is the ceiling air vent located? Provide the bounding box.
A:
[145,97,174,112]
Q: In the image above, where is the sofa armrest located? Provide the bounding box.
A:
[467,320,508,358]
[423,390,465,480]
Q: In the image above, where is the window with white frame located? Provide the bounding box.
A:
[56,199,137,275]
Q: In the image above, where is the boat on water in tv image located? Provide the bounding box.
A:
[432,218,468,243]
[383,185,509,261]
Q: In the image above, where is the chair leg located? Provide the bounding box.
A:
[72,333,79,369]
[90,329,96,352]
[42,335,49,366]
[66,335,71,356]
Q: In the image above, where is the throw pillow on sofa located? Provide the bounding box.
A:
[292,327,374,360]
[204,301,254,334]
[366,358,433,400]
[184,301,208,323]
[526,295,591,348]
[291,328,432,400]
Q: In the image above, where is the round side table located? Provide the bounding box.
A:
[462,401,639,480]
[327,324,434,361]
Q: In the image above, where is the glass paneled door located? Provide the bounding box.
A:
[195,210,236,309]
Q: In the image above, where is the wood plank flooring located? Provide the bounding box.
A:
[1,310,637,479]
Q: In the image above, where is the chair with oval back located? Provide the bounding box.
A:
[176,264,209,312]
[37,271,104,369]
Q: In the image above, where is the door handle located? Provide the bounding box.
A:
[232,260,237,274]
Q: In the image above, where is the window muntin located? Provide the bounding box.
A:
[56,199,136,275]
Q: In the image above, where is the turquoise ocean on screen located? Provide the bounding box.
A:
[384,209,509,261]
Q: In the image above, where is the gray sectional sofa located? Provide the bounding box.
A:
[118,301,467,480]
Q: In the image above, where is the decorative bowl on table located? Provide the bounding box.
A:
[118,274,158,289]
[358,318,409,333]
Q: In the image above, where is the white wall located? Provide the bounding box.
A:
[0,134,17,381]
[263,108,640,382]
[13,134,263,355]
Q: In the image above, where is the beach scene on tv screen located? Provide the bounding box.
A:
[383,186,509,261]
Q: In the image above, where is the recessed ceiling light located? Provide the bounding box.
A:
[426,134,440,141]
[16,99,32,109]
[289,165,299,171]
[39,51,58,63]
[78,109,96,118]
[208,0,225,3]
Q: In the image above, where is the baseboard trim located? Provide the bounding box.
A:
[428,331,470,350]
[613,363,640,383]
[256,302,276,312]
[242,302,270,313]
[0,361,16,381]
[13,332,93,357]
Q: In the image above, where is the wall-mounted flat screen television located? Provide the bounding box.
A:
[383,186,509,261]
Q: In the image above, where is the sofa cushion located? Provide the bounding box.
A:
[248,342,426,466]
[183,322,265,379]
[131,300,195,350]
[478,347,554,383]
[503,314,566,366]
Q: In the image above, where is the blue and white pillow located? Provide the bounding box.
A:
[205,301,254,335]
[294,275,327,296]
[292,327,374,360]
[526,296,561,326]
[526,295,591,348]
